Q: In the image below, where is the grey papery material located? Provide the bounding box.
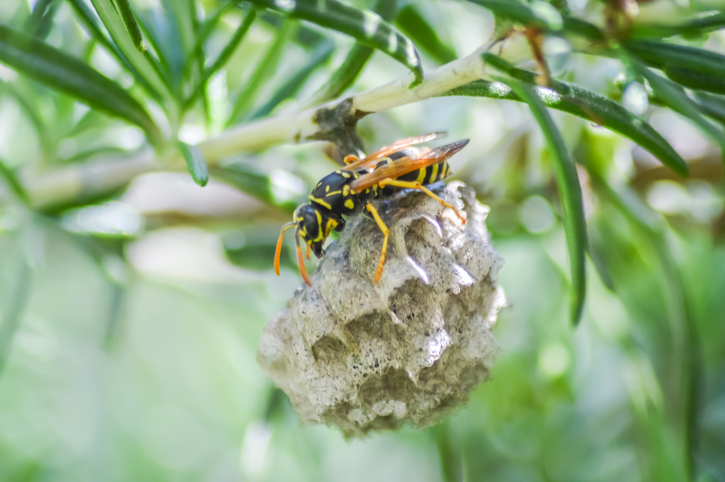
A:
[258,183,505,437]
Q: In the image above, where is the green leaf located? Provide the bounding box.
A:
[481,51,571,91]
[0,158,31,207]
[66,0,160,99]
[0,82,53,159]
[635,63,725,150]
[626,40,725,79]
[505,78,588,326]
[104,281,127,350]
[0,250,33,376]
[67,0,117,53]
[467,0,605,40]
[61,146,128,164]
[140,0,195,94]
[90,0,175,105]
[244,0,423,87]
[395,5,457,64]
[223,227,293,271]
[228,16,295,123]
[311,43,374,104]
[114,0,147,52]
[561,17,604,41]
[310,0,396,104]
[431,421,463,482]
[186,8,257,110]
[0,25,161,144]
[134,9,179,86]
[466,0,548,28]
[259,11,328,48]
[443,57,688,176]
[250,41,334,119]
[631,11,725,39]
[587,227,615,292]
[25,0,60,40]
[185,2,236,76]
[177,141,209,187]
[184,3,236,124]
[187,0,211,124]
[694,92,725,124]
[587,174,702,479]
[164,0,195,55]
[214,163,303,213]
[663,65,725,96]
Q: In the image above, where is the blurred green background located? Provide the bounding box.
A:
[1,0,725,481]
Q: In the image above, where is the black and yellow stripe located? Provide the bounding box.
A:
[397,161,450,186]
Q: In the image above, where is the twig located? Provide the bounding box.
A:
[17,45,503,209]
[199,45,490,158]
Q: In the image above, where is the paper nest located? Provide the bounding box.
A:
[258,182,506,437]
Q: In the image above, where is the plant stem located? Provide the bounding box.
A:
[13,45,501,209]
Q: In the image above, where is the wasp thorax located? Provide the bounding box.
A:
[260,183,505,437]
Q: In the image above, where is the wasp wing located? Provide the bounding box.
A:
[349,139,469,192]
[342,132,448,172]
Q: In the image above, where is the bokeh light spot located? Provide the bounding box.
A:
[538,342,571,378]
[519,195,555,234]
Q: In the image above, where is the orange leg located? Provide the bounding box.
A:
[378,179,466,224]
[305,244,311,260]
[343,154,359,165]
[365,203,390,283]
[295,232,312,286]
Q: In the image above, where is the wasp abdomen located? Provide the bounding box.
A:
[397,161,450,186]
[373,148,451,196]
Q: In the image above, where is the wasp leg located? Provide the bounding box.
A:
[343,154,360,165]
[365,203,390,284]
[305,244,311,260]
[295,232,312,286]
[378,179,466,224]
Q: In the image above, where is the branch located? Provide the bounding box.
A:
[199,45,489,158]
[16,44,510,210]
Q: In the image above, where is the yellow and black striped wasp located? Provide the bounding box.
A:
[274,132,469,286]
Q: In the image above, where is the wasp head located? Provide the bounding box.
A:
[293,204,327,258]
[274,203,344,286]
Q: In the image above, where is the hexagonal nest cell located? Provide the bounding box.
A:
[258,183,505,437]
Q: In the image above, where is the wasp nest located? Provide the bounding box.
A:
[258,183,505,437]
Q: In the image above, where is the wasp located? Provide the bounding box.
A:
[274,132,470,286]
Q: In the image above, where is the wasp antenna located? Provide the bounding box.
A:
[295,230,312,286]
[274,222,296,276]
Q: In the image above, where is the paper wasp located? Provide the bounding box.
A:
[274,133,470,286]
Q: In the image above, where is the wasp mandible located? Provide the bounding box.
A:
[274,133,470,286]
